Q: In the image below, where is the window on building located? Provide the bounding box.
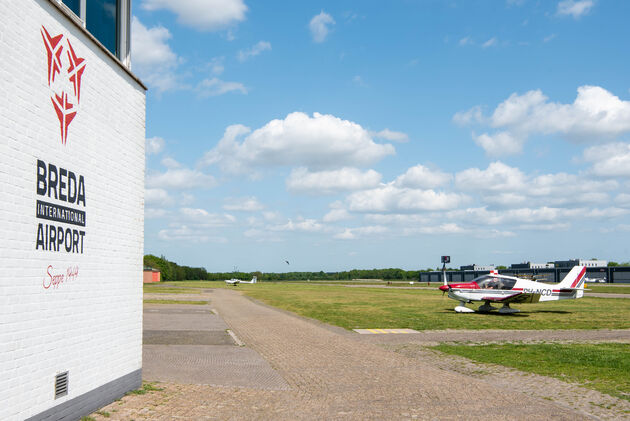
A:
[86,0,119,56]
[62,0,80,16]
[56,0,130,66]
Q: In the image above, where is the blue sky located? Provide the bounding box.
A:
[132,0,630,272]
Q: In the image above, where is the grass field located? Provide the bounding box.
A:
[432,343,630,401]
[148,282,630,331]
[585,285,630,294]
[143,285,201,294]
[143,299,207,305]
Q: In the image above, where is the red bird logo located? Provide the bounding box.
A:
[41,26,86,145]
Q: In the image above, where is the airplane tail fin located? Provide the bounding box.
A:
[251,276,257,284]
[557,266,587,289]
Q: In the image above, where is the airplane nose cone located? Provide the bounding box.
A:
[439,285,449,291]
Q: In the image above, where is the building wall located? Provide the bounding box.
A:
[0,1,145,419]
[143,271,161,283]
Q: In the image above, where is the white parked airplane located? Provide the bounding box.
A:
[225,276,257,286]
[438,266,587,313]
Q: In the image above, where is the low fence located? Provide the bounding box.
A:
[419,266,630,284]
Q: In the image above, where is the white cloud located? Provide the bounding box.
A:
[372,129,409,142]
[346,185,468,213]
[456,86,630,155]
[459,36,473,46]
[395,165,452,189]
[309,11,335,43]
[615,193,630,207]
[482,37,498,48]
[161,157,181,169]
[583,143,630,177]
[223,196,265,211]
[556,0,594,18]
[237,41,271,62]
[455,162,526,192]
[145,188,172,206]
[474,132,524,156]
[453,106,484,126]
[207,57,225,75]
[179,207,236,226]
[286,167,382,195]
[131,17,181,92]
[145,207,170,219]
[141,0,247,31]
[411,223,467,235]
[271,218,325,233]
[158,225,227,243]
[334,225,387,240]
[197,77,247,97]
[543,34,557,43]
[201,112,395,175]
[146,168,217,190]
[455,161,617,207]
[323,208,352,222]
[146,136,165,155]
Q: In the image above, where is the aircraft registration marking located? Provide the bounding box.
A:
[353,328,419,334]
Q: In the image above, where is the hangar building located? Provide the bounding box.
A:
[0,0,145,419]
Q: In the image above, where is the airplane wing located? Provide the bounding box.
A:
[482,292,541,304]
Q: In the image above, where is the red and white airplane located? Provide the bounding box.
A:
[438,265,587,313]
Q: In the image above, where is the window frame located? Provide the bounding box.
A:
[55,0,130,67]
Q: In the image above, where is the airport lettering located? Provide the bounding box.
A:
[35,159,87,254]
[36,160,85,206]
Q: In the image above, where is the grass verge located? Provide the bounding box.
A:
[126,382,164,396]
[143,286,202,294]
[431,343,630,401]
[585,285,630,294]
[143,299,207,305]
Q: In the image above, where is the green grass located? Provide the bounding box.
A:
[585,285,630,294]
[243,284,630,331]
[143,299,207,305]
[154,282,630,330]
[143,285,202,294]
[431,343,630,401]
[126,382,164,395]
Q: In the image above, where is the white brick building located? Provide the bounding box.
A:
[0,1,145,419]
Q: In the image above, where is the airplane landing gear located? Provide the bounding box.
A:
[455,301,475,313]
[478,302,498,312]
[498,303,520,314]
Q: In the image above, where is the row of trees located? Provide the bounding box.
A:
[143,255,445,282]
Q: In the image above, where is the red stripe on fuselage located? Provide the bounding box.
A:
[449,282,480,289]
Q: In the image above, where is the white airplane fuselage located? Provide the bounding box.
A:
[445,276,582,303]
[438,266,587,313]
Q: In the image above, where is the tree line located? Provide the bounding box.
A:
[143,254,447,282]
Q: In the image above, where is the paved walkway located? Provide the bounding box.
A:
[90,289,612,420]
[142,303,288,390]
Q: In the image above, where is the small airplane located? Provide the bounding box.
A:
[225,276,257,286]
[438,265,587,313]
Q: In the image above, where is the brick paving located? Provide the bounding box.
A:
[91,289,602,420]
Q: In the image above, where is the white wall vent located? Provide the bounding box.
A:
[54,372,69,399]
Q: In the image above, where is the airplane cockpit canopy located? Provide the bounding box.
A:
[474,275,517,290]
